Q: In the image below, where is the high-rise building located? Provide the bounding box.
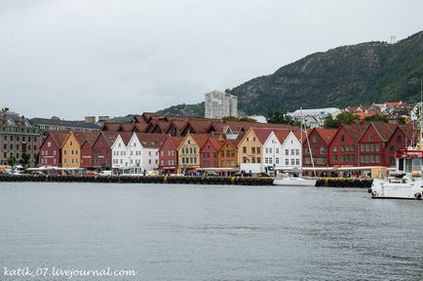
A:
[204,90,238,119]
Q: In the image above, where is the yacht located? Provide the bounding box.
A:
[370,171,423,200]
[273,172,316,187]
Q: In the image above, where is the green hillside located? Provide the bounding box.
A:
[158,31,423,116]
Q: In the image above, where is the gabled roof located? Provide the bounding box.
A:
[135,133,167,149]
[134,123,148,133]
[313,128,337,145]
[119,132,133,146]
[42,131,69,148]
[274,130,291,144]
[342,123,369,142]
[251,128,275,144]
[79,132,101,147]
[96,131,120,147]
[189,134,210,149]
[201,137,222,152]
[166,120,188,135]
[368,122,397,142]
[398,124,415,142]
[120,123,136,132]
[102,122,122,131]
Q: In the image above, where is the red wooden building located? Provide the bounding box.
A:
[357,122,397,167]
[200,137,222,168]
[303,128,337,167]
[328,123,368,167]
[92,131,119,169]
[39,131,69,167]
[159,136,183,174]
[80,132,101,169]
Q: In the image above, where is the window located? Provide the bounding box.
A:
[295,159,299,165]
[257,147,260,154]
[285,149,289,155]
[252,147,256,154]
[242,146,247,153]
[341,135,345,142]
[291,159,295,165]
[296,149,300,155]
[257,157,260,163]
[285,159,289,165]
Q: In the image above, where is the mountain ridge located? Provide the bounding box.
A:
[157,31,423,117]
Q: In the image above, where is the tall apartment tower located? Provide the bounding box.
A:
[204,90,238,119]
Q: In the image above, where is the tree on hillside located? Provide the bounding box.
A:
[324,111,360,128]
[364,114,388,122]
[266,111,300,126]
[222,116,256,122]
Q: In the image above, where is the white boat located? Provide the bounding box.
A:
[273,173,316,187]
[369,172,423,200]
[369,80,423,200]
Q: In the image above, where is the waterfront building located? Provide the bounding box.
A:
[111,133,132,170]
[30,117,101,134]
[302,128,337,168]
[159,136,183,174]
[200,137,223,168]
[91,132,119,169]
[237,128,271,174]
[357,122,413,167]
[61,132,82,168]
[0,109,42,166]
[38,131,69,167]
[177,134,209,174]
[204,90,238,119]
[328,123,367,168]
[80,132,101,169]
[218,138,241,169]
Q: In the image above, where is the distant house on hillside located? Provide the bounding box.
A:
[288,107,341,128]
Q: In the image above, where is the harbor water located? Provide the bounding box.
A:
[0,183,422,281]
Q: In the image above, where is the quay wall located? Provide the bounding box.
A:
[0,175,373,188]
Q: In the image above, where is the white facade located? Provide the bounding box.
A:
[288,107,341,128]
[142,148,160,172]
[262,131,302,172]
[127,133,143,174]
[205,90,238,119]
[112,133,160,174]
[111,135,129,169]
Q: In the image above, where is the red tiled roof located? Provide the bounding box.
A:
[314,128,337,145]
[398,124,415,142]
[99,131,120,146]
[102,122,121,131]
[134,123,148,133]
[121,123,136,132]
[190,134,210,149]
[45,131,69,148]
[343,123,369,142]
[119,132,133,146]
[136,133,167,149]
[73,131,100,147]
[370,121,397,142]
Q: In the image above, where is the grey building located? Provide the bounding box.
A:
[30,117,101,135]
[0,109,42,166]
[205,90,238,119]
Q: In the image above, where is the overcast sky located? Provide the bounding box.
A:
[0,0,422,119]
